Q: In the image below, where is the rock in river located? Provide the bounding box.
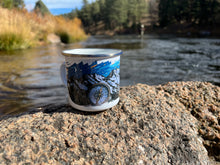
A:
[0,82,219,164]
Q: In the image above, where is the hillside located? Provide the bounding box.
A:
[0,7,87,51]
[65,0,220,36]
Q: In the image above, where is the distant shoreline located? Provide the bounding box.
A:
[87,23,220,38]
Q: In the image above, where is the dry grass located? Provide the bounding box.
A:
[0,7,87,50]
[0,8,34,50]
[55,16,87,43]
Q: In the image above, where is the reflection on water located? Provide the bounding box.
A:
[0,35,219,116]
[0,46,66,116]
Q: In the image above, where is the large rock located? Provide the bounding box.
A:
[0,82,219,164]
[47,33,61,44]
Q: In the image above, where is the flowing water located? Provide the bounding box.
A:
[0,35,219,116]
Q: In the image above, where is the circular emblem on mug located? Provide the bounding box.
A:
[88,83,110,105]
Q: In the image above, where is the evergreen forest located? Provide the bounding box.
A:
[65,0,220,34]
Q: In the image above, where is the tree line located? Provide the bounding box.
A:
[66,0,220,32]
[159,0,220,27]
[1,0,219,33]
[66,0,148,32]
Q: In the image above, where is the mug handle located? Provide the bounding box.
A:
[60,62,67,87]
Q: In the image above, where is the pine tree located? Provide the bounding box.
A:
[158,0,220,27]
[128,0,147,23]
[98,0,108,26]
[80,0,93,26]
[91,1,100,24]
[107,0,128,29]
[34,0,51,15]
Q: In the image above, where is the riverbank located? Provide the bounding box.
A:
[0,81,219,164]
[87,21,220,38]
[0,7,87,51]
[151,24,220,38]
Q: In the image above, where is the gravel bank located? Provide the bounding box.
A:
[0,82,219,164]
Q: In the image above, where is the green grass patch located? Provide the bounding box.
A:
[0,33,31,51]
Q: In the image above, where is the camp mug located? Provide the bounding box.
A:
[60,48,122,112]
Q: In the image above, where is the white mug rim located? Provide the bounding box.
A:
[62,48,122,58]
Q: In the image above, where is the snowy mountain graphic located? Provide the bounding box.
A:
[67,60,120,79]
[67,60,120,106]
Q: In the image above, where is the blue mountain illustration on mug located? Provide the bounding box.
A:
[67,59,120,106]
[68,60,120,79]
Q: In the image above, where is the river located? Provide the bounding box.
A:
[0,35,219,116]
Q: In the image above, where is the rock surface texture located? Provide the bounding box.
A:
[0,82,219,164]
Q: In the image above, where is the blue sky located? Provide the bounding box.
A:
[24,0,94,10]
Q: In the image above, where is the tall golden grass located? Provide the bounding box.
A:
[0,7,87,50]
[54,16,87,43]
